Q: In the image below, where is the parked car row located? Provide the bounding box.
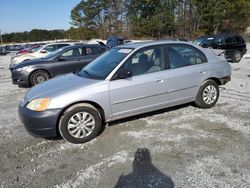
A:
[18,40,231,144]
[9,37,131,87]
[10,44,107,87]
[0,46,7,55]
[15,45,42,56]
[10,42,77,66]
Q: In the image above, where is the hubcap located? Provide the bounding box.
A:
[203,85,217,104]
[33,72,48,85]
[67,112,95,139]
[235,52,241,62]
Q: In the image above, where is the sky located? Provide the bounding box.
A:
[0,0,81,34]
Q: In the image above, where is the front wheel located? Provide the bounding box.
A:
[30,70,50,86]
[59,103,103,144]
[195,80,219,108]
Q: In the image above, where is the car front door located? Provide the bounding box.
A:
[50,47,84,76]
[109,46,167,119]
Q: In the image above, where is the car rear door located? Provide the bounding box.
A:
[163,44,209,104]
[109,45,168,119]
[76,46,105,70]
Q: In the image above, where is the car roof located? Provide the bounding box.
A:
[59,44,106,50]
[197,33,244,39]
[42,42,77,47]
[116,40,192,49]
[52,43,107,51]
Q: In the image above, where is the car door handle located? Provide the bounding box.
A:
[154,79,164,83]
[200,71,206,74]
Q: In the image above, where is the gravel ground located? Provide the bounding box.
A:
[0,52,250,188]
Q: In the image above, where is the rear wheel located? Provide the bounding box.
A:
[30,70,50,86]
[232,50,242,63]
[195,80,219,108]
[59,103,103,144]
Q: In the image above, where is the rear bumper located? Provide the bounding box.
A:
[224,48,247,61]
[18,105,60,138]
[220,76,231,85]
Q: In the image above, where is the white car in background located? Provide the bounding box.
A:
[10,43,75,66]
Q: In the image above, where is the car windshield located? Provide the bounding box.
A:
[43,48,65,59]
[193,38,206,46]
[78,48,133,80]
[30,46,42,53]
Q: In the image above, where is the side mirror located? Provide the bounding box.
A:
[201,43,207,48]
[57,56,65,61]
[40,49,47,53]
[217,40,223,45]
[118,69,132,79]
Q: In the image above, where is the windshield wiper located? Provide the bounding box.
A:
[82,70,92,78]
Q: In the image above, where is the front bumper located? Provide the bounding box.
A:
[10,69,30,87]
[18,105,60,138]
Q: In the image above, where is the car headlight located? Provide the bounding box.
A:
[27,98,50,111]
[16,68,23,71]
[16,66,31,72]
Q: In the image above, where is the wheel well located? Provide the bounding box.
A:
[56,101,105,136]
[29,69,51,83]
[206,77,221,85]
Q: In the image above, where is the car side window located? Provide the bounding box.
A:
[90,47,105,55]
[82,47,93,55]
[61,48,82,58]
[214,36,223,45]
[225,36,234,44]
[167,44,207,69]
[121,46,165,76]
[82,47,105,55]
[44,45,57,52]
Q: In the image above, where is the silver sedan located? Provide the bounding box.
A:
[18,41,231,144]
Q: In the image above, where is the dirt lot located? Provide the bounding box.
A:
[0,52,250,188]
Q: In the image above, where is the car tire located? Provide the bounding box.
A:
[30,70,50,86]
[195,80,219,109]
[232,50,242,63]
[59,103,103,144]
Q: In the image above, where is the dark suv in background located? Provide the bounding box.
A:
[194,34,247,62]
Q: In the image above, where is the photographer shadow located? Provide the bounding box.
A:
[114,148,175,188]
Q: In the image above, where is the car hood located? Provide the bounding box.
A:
[14,53,35,60]
[11,53,38,65]
[25,73,100,101]
[12,58,49,69]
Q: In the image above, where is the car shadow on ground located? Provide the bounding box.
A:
[114,148,175,188]
[46,103,192,141]
[109,102,192,127]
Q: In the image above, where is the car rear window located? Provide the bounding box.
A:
[57,44,70,49]
[234,35,245,43]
